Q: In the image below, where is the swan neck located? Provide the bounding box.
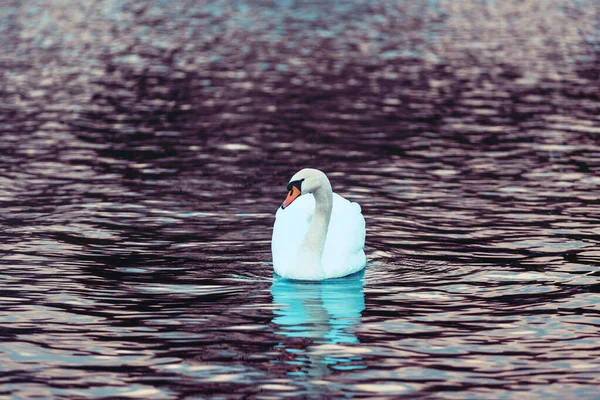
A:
[301,179,333,273]
[313,181,333,214]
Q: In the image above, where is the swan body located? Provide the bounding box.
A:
[271,169,366,280]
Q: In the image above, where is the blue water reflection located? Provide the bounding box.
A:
[271,272,367,377]
[271,271,365,344]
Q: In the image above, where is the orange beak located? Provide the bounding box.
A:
[282,186,301,209]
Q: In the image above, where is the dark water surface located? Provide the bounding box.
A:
[2,0,600,398]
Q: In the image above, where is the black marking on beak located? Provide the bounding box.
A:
[281,179,304,209]
[286,179,304,192]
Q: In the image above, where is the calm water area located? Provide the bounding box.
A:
[1,0,600,398]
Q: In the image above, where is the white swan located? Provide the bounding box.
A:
[271,168,366,280]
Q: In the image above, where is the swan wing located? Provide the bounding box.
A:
[322,193,366,278]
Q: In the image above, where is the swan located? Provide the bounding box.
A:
[271,168,366,280]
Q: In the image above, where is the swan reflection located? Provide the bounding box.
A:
[270,271,366,376]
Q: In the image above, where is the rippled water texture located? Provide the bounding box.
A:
[1,0,600,398]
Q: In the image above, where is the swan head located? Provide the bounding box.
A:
[281,168,329,209]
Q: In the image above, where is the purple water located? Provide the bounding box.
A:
[1,0,599,398]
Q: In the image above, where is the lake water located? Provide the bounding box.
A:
[1,0,600,398]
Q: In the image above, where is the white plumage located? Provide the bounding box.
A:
[271,169,366,280]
